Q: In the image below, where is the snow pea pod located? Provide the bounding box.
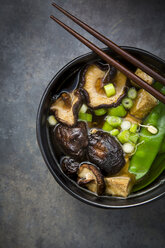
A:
[129,102,165,180]
[132,153,165,192]
[159,136,165,154]
[156,85,165,154]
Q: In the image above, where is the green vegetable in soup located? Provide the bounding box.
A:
[129,133,139,144]
[117,130,130,144]
[106,116,122,127]
[94,108,107,116]
[127,88,137,100]
[110,129,119,136]
[123,142,135,154]
[153,82,165,95]
[122,97,133,109]
[159,136,165,154]
[47,115,57,126]
[108,105,127,117]
[132,153,165,192]
[79,104,88,114]
[130,123,138,133]
[156,85,165,154]
[104,83,116,97]
[102,121,113,132]
[78,113,92,122]
[129,102,165,180]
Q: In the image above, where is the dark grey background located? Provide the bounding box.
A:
[0,0,165,247]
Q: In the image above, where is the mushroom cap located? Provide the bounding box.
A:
[87,131,125,176]
[51,89,82,126]
[61,157,79,178]
[55,121,88,161]
[77,163,105,195]
[80,64,127,109]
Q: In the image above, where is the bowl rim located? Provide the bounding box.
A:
[36,46,165,208]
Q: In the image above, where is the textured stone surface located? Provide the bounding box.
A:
[0,0,165,247]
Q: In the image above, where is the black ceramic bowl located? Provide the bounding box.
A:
[36,47,165,208]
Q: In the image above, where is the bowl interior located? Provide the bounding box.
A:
[37,47,165,208]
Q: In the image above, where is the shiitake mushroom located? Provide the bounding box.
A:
[55,121,88,161]
[79,64,127,109]
[109,65,117,80]
[61,157,79,178]
[51,89,82,126]
[77,162,105,195]
[87,130,125,176]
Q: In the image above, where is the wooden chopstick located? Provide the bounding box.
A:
[52,2,165,86]
[50,16,165,104]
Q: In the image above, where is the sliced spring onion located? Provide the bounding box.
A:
[130,123,138,133]
[122,97,133,109]
[106,116,122,127]
[94,108,107,116]
[121,120,131,130]
[102,121,113,132]
[127,88,137,99]
[129,133,139,144]
[108,105,127,117]
[123,143,135,154]
[47,115,57,126]
[110,129,119,136]
[104,83,116,97]
[117,130,130,144]
[78,113,92,122]
[79,104,88,114]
